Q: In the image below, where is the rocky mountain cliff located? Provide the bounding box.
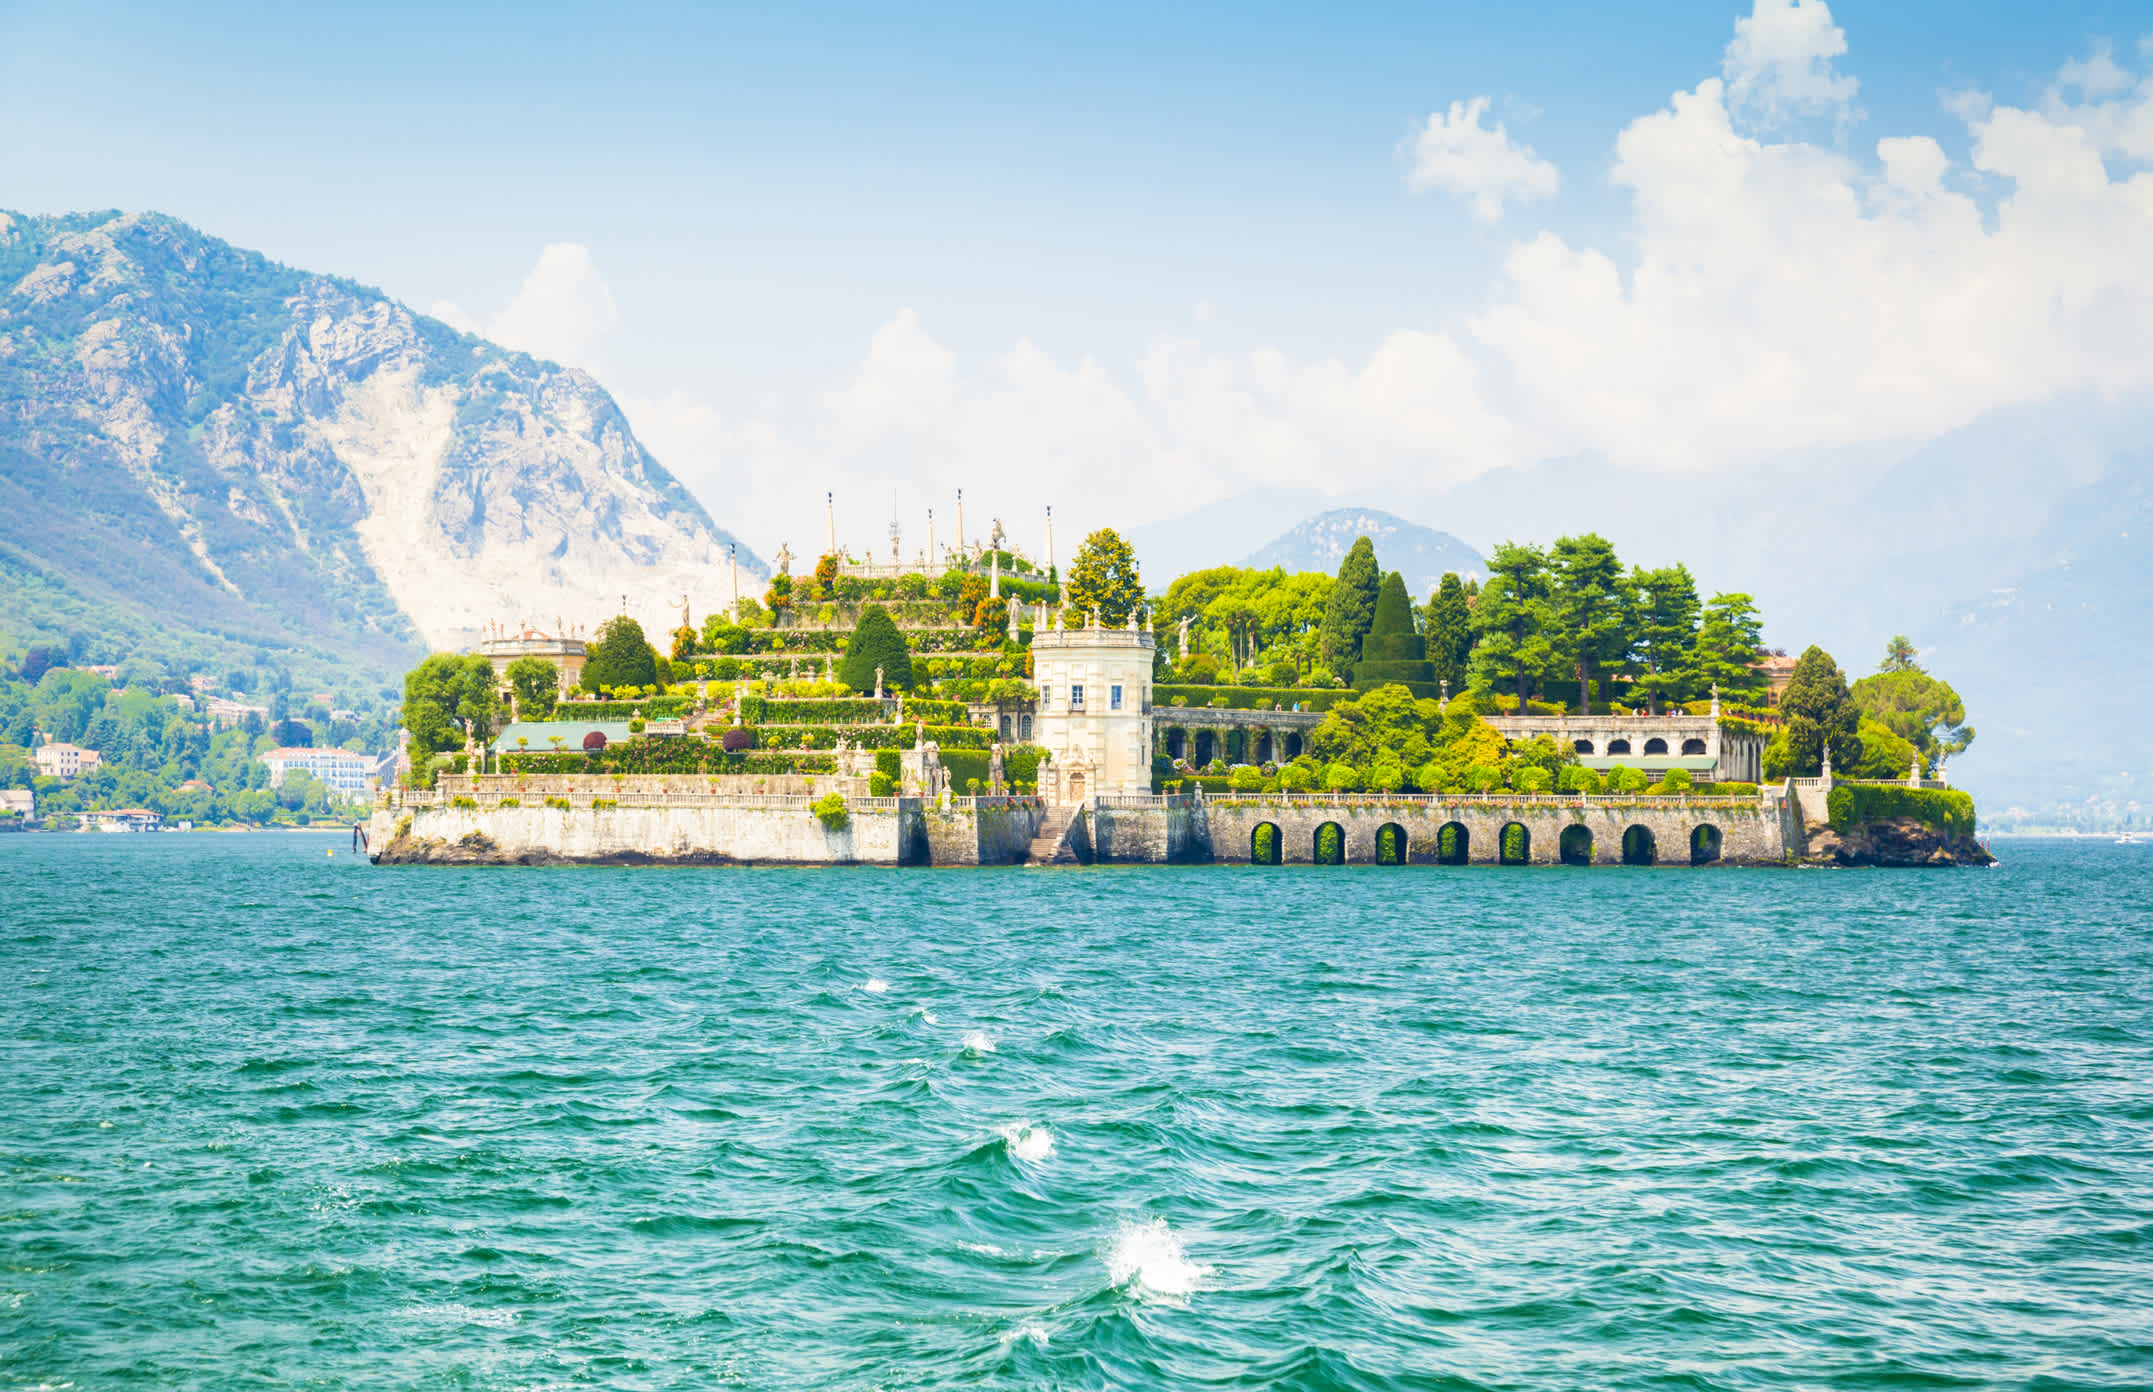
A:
[0,210,761,687]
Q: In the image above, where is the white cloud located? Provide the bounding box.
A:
[2041,41,2153,161]
[1721,0,1858,127]
[1406,96,1560,222]
[430,244,621,372]
[1470,42,2153,472]
[485,243,619,371]
[428,8,2153,568]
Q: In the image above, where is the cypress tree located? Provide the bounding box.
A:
[1319,536,1382,668]
[1779,644,1862,776]
[1423,572,1473,694]
[838,604,914,693]
[1352,570,1436,693]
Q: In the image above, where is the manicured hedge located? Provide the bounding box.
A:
[938,749,990,792]
[1827,783,1976,837]
[756,698,889,725]
[499,744,837,776]
[754,723,993,752]
[554,697,692,720]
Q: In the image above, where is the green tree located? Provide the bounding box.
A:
[1064,528,1144,626]
[1352,571,1435,691]
[838,604,914,692]
[1879,634,1921,673]
[1688,592,1769,704]
[1779,644,1862,777]
[580,616,660,693]
[402,653,501,756]
[1850,657,1974,768]
[1469,542,1554,713]
[1548,533,1631,713]
[1319,537,1382,668]
[1630,564,1701,714]
[503,656,559,721]
[1422,572,1474,696]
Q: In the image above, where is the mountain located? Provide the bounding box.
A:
[0,210,761,690]
[1243,507,1484,595]
[1124,487,1332,588]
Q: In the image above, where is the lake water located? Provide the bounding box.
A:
[3,833,2149,1389]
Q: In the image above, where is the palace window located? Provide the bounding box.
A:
[1071,685,1085,709]
[1038,686,1050,710]
[1110,685,1122,711]
[1020,714,1032,740]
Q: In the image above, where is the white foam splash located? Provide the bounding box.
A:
[961,1030,994,1054]
[861,978,889,994]
[913,1007,939,1024]
[999,1320,1050,1348]
[997,1123,1054,1162]
[1105,1219,1211,1300]
[399,1302,519,1327]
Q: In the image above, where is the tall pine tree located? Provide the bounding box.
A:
[1688,593,1768,704]
[1548,533,1631,714]
[1319,537,1382,668]
[1630,563,1701,714]
[1469,542,1553,713]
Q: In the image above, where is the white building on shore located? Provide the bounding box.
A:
[1030,606,1154,802]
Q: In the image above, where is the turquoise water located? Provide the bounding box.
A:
[3,835,2150,1389]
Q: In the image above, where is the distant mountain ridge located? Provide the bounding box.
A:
[0,209,761,687]
[1244,507,1484,596]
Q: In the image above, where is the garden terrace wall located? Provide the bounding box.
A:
[371,797,908,866]
[1195,793,1789,866]
[434,773,871,801]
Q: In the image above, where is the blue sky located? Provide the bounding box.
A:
[5,0,2151,549]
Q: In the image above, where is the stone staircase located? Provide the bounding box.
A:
[1024,804,1086,866]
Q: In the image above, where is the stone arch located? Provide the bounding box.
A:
[1164,727,1187,760]
[1499,822,1531,865]
[1690,824,1723,865]
[1607,738,1632,755]
[1252,821,1282,865]
[1193,730,1217,767]
[1559,824,1593,866]
[1573,738,1596,755]
[1283,732,1304,760]
[1681,738,1708,756]
[1020,714,1033,740]
[1314,821,1346,865]
[1622,824,1656,866]
[1436,821,1469,865]
[1644,737,1669,755]
[1375,822,1408,865]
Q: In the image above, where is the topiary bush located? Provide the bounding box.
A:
[721,727,754,752]
[1557,765,1604,794]
[1604,765,1651,794]
[837,605,914,692]
[1228,765,1264,792]
[869,771,895,797]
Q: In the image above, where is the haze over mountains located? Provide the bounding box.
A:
[2,209,2142,818]
[0,210,758,691]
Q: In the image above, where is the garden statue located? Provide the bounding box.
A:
[874,666,884,700]
[679,593,691,630]
[774,542,793,576]
[1177,613,1191,654]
